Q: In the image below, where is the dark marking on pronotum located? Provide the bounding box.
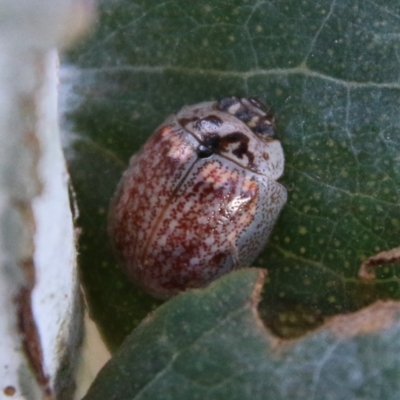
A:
[196,131,255,166]
[196,134,221,158]
[178,117,199,128]
[221,132,255,166]
[193,116,224,135]
[199,115,223,127]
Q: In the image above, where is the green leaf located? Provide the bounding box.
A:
[64,0,400,349]
[83,268,400,400]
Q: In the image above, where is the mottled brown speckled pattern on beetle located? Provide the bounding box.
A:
[109,98,287,299]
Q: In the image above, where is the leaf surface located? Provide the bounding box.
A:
[64,0,400,348]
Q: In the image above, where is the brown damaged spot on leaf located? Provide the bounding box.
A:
[327,300,400,339]
[13,199,36,244]
[358,246,400,280]
[19,258,36,289]
[266,301,400,353]
[3,386,16,396]
[16,287,53,398]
